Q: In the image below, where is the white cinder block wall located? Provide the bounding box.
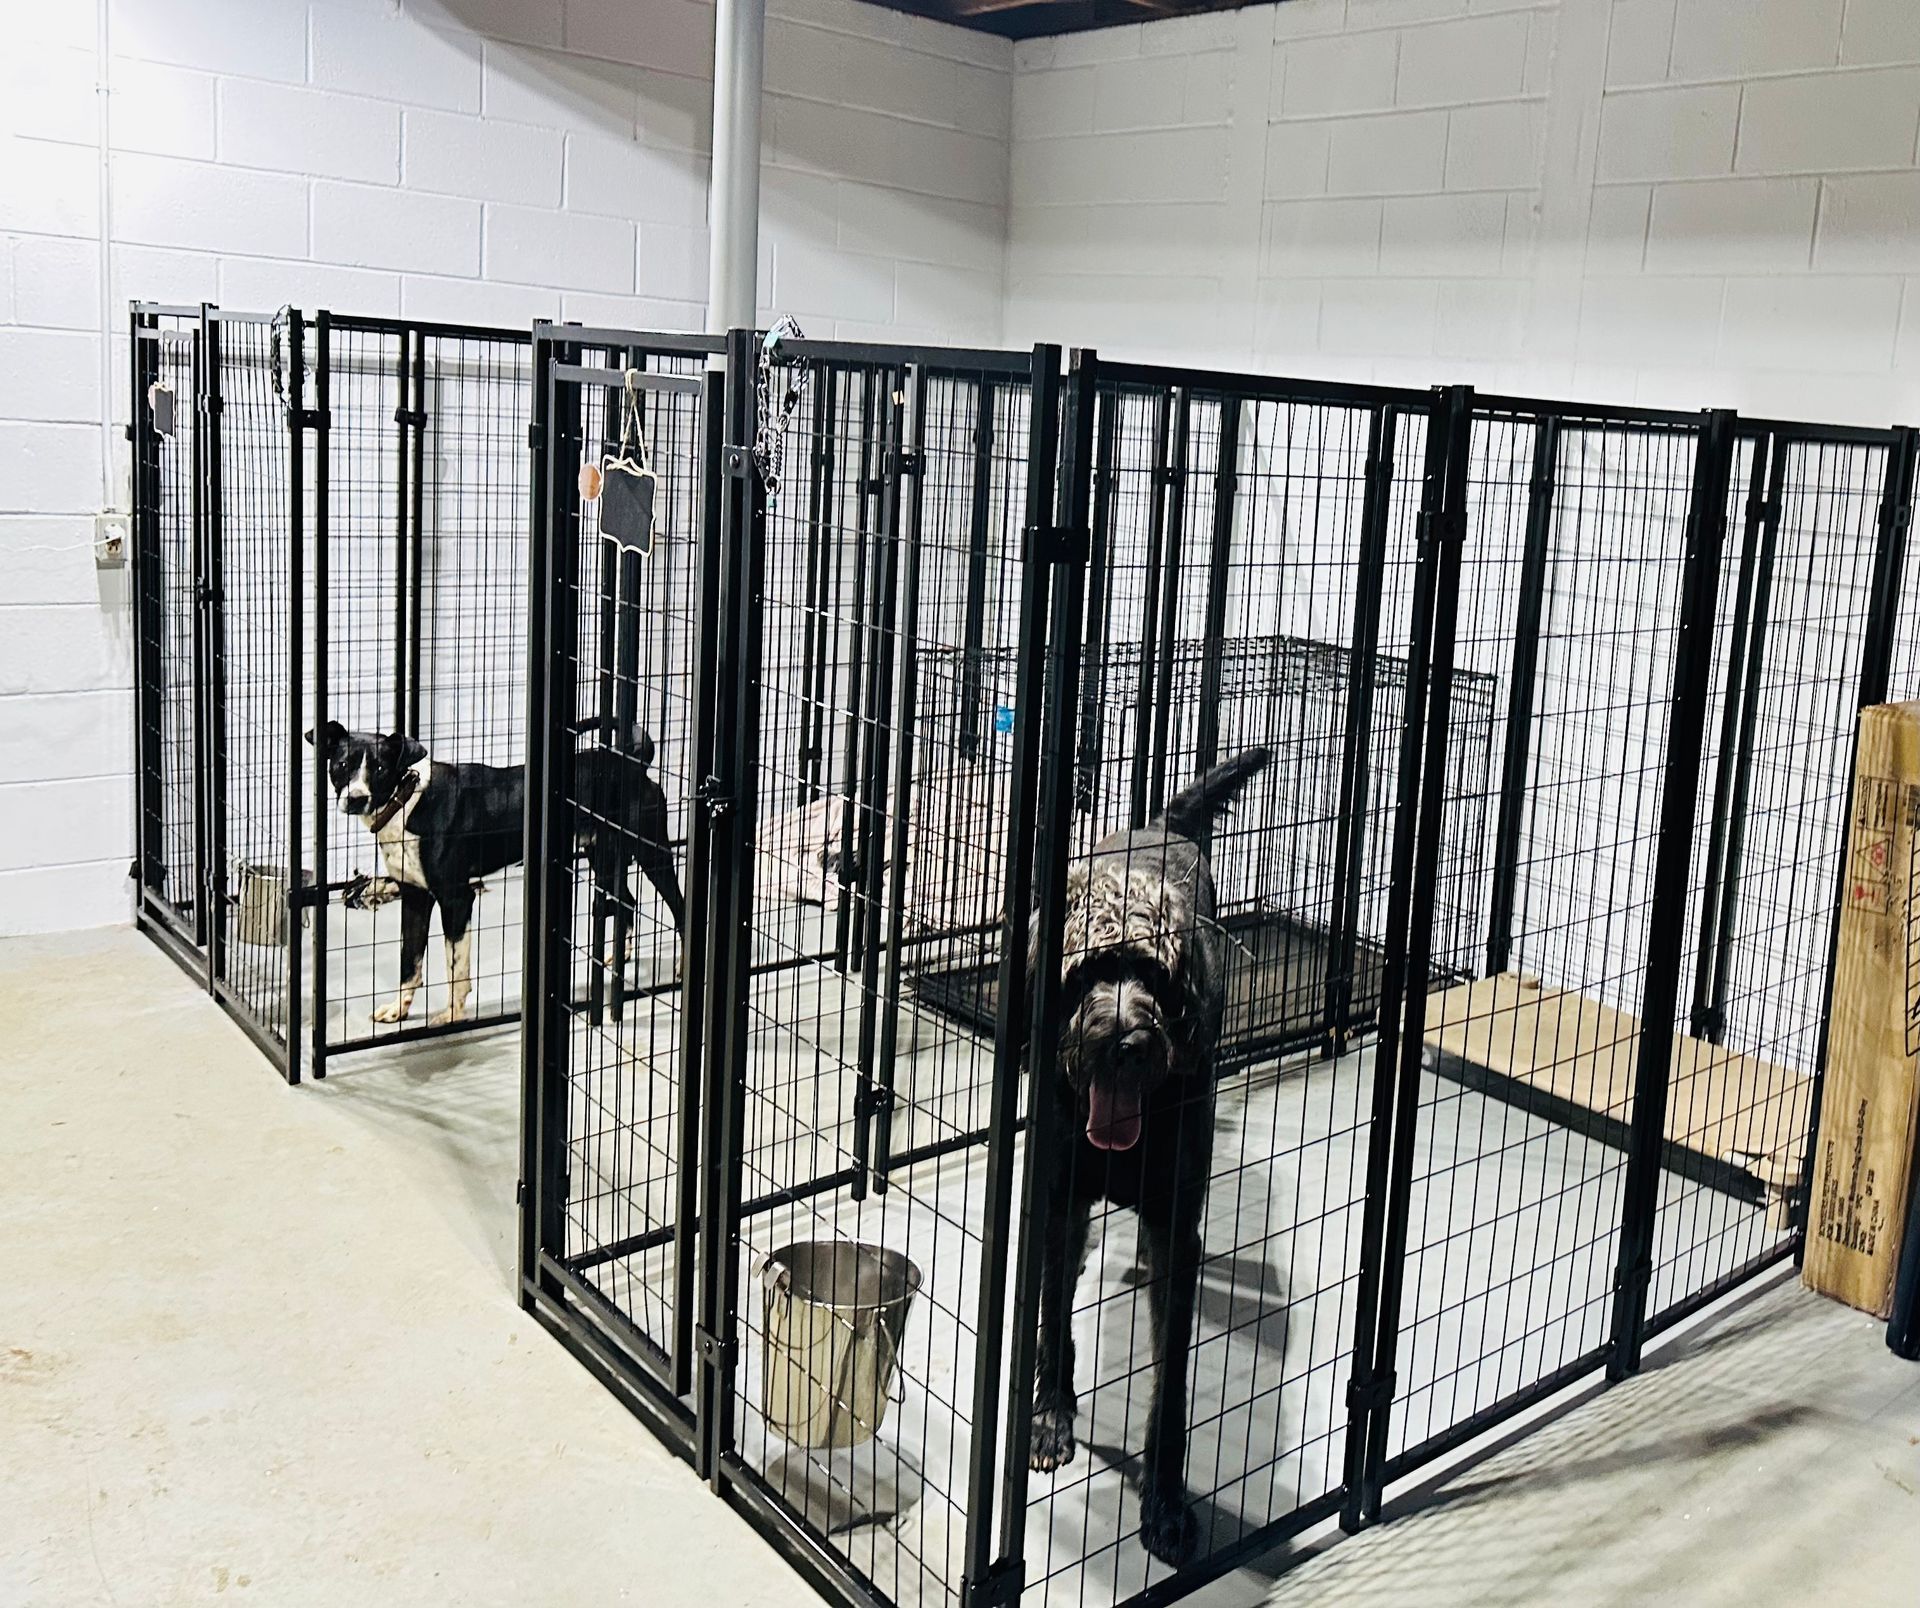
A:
[0,0,1010,935]
[1007,0,1920,424]
[9,0,1920,936]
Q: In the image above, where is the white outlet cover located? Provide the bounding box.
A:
[95,512,130,569]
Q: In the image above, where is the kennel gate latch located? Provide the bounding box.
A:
[695,775,733,820]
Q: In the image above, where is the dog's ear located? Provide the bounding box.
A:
[304,721,348,753]
[384,732,428,769]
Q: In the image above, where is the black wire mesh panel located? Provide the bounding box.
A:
[720,347,1042,1608]
[545,338,713,1382]
[1374,403,1714,1483]
[311,318,531,1061]
[1651,427,1904,1327]
[131,309,204,942]
[208,312,300,1050]
[1014,371,1443,1605]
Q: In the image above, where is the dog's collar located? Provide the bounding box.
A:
[365,769,422,833]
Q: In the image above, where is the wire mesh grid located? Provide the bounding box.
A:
[1018,382,1438,1605]
[138,317,203,929]
[1387,411,1706,1467]
[726,356,1036,1608]
[1651,432,1892,1320]
[550,347,710,1368]
[314,320,532,1053]
[211,314,298,1039]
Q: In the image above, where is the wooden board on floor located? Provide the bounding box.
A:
[1423,972,1811,1204]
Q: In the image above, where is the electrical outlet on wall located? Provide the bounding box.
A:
[95,513,129,570]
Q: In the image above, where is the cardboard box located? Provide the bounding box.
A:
[1804,701,1920,1317]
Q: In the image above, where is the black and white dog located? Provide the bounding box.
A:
[307,720,682,1026]
[1028,746,1272,1567]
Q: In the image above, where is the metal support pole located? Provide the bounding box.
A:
[1607,407,1737,1380]
[706,0,764,332]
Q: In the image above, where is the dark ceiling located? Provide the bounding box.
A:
[868,0,1254,41]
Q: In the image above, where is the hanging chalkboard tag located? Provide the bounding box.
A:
[148,381,177,437]
[598,456,656,550]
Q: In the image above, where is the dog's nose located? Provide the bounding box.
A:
[340,789,370,815]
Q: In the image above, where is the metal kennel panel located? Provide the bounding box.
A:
[1650,424,1916,1330]
[520,327,725,1425]
[130,305,207,962]
[307,316,532,1072]
[204,310,304,1072]
[1352,397,1735,1519]
[707,337,1059,1608]
[1004,362,1447,1608]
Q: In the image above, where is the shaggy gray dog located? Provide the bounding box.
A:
[1029,746,1273,1567]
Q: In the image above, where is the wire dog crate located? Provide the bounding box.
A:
[130,302,535,1081]
[520,328,1920,1608]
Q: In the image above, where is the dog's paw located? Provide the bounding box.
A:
[1028,1402,1077,1472]
[428,1002,471,1028]
[1137,1483,1199,1567]
[372,996,412,1024]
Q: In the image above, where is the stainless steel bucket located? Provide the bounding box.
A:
[235,862,288,946]
[760,1240,922,1449]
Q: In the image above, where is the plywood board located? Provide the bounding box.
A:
[1423,972,1812,1202]
[1803,701,1920,1317]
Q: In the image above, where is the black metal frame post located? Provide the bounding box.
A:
[695,330,767,1485]
[872,367,932,1186]
[310,312,333,1082]
[1801,424,1919,1260]
[284,312,307,1087]
[798,360,836,800]
[405,328,429,736]
[1128,386,1174,827]
[187,313,212,953]
[1608,407,1738,1379]
[392,328,414,732]
[1148,389,1193,817]
[1192,391,1243,785]
[959,376,998,761]
[1073,382,1121,813]
[945,343,1070,1608]
[130,308,170,926]
[1344,386,1472,1529]
[1687,433,1779,1042]
[1483,413,1558,978]
[1325,404,1399,1052]
[520,325,564,1308]
[201,306,232,998]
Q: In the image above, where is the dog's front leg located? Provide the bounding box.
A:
[1030,1190,1090,1473]
[429,887,475,1027]
[372,886,433,1023]
[1137,1197,1202,1567]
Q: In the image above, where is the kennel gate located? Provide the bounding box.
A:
[520,329,1920,1608]
[130,302,535,1081]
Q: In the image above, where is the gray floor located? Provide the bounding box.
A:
[3,927,1917,1606]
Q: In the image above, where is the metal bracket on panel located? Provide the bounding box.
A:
[1025,523,1089,566]
[514,1179,526,1207]
[854,1085,896,1121]
[1153,464,1183,491]
[894,448,922,478]
[1420,508,1467,549]
[958,1561,1025,1608]
[1690,1003,1726,1040]
[527,421,546,451]
[693,1325,739,1371]
[695,774,733,820]
[723,445,753,480]
[1613,1253,1654,1301]
[394,407,427,429]
[290,407,329,431]
[198,395,225,417]
[1748,497,1778,526]
[1345,1369,1396,1416]
[1366,455,1394,486]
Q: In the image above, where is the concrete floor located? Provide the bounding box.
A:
[4,926,1917,1606]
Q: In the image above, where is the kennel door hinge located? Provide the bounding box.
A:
[1881,498,1912,537]
[1025,523,1090,566]
[1152,464,1183,491]
[1345,1369,1397,1415]
[198,395,225,418]
[393,406,427,429]
[1748,496,1778,528]
[290,406,330,432]
[693,1325,738,1371]
[1690,1003,1726,1040]
[854,1085,896,1121]
[959,1561,1025,1608]
[1419,508,1467,549]
[527,421,545,451]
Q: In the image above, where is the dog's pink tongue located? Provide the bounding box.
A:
[1086,1084,1143,1151]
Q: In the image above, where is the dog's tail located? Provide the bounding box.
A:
[566,715,655,769]
[1155,747,1273,841]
